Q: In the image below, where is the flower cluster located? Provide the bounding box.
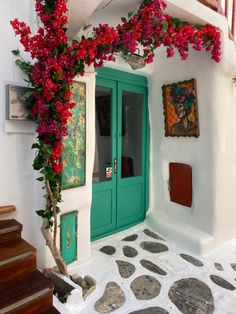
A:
[11,0,221,214]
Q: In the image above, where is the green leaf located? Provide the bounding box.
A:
[20,91,32,101]
[162,21,169,33]
[128,12,133,18]
[121,17,127,23]
[31,143,40,149]
[12,49,20,56]
[36,176,44,182]
[36,210,45,217]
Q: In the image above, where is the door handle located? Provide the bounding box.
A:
[114,159,117,174]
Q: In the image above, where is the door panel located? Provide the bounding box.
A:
[91,69,148,240]
[117,83,147,229]
[91,79,117,239]
[118,183,143,226]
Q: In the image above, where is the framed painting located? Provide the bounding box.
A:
[6,84,33,120]
[162,79,199,137]
[61,81,86,189]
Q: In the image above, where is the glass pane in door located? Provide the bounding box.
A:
[93,86,112,183]
[121,91,143,178]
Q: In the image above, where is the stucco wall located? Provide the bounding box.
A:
[145,0,236,254]
[0,0,96,270]
[1,0,236,271]
[146,47,236,254]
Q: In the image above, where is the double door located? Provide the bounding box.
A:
[91,69,149,240]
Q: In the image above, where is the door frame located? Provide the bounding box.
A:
[91,67,150,240]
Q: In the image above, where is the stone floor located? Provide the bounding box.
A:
[56,223,236,314]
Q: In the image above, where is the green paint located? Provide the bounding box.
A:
[61,81,86,189]
[60,211,77,265]
[91,67,149,240]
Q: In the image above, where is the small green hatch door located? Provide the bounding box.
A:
[60,211,77,264]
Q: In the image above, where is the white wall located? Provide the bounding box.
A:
[146,42,236,254]
[1,0,236,270]
[0,0,38,247]
[0,0,96,270]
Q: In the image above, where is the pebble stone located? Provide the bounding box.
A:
[214,263,224,271]
[123,246,138,258]
[140,259,167,276]
[209,275,235,291]
[180,254,204,267]
[122,234,138,241]
[115,260,136,279]
[130,275,161,300]
[129,307,169,314]
[168,277,215,314]
[99,246,116,256]
[143,228,165,241]
[140,241,168,254]
[231,263,236,271]
[94,282,126,313]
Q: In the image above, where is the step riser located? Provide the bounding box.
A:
[1,290,53,314]
[0,254,36,284]
[0,230,21,245]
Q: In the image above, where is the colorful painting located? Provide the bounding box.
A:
[61,81,86,189]
[162,79,199,137]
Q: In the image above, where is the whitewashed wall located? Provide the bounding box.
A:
[147,49,236,253]
[1,0,236,272]
[146,3,236,253]
[0,0,37,248]
[0,0,96,270]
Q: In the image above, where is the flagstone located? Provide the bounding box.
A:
[123,246,138,258]
[100,246,116,256]
[143,228,165,241]
[168,278,215,314]
[140,241,168,253]
[94,282,125,313]
[180,254,204,267]
[115,260,136,278]
[130,275,161,300]
[140,259,167,276]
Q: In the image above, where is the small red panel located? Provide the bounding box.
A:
[169,163,192,207]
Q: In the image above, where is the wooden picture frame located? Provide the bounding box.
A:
[162,79,199,137]
[6,84,33,120]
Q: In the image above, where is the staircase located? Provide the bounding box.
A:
[0,218,59,314]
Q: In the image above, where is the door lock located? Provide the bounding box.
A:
[114,159,117,174]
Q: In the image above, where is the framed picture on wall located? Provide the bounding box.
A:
[162,79,199,137]
[61,81,86,189]
[6,84,33,120]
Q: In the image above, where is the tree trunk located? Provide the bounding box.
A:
[41,220,69,278]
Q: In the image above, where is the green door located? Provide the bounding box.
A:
[91,68,149,240]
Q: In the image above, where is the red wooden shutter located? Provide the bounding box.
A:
[169,163,192,207]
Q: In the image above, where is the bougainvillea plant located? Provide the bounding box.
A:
[11,0,221,276]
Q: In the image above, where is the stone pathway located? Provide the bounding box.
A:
[61,223,236,314]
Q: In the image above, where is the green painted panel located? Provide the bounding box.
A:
[118,183,143,227]
[61,81,86,189]
[60,211,77,265]
[91,188,115,239]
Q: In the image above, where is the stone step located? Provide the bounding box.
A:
[0,205,16,215]
[0,238,36,284]
[0,270,54,314]
[0,219,22,245]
